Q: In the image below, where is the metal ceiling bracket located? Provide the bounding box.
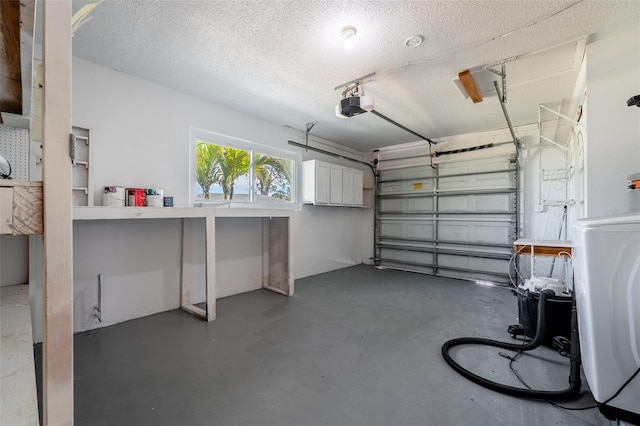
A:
[493,81,518,149]
[486,64,507,103]
[304,121,317,152]
[334,72,376,92]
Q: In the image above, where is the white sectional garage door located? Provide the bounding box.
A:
[375,152,518,285]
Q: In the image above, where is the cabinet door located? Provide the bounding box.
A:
[342,167,354,205]
[352,169,363,206]
[329,164,343,204]
[315,161,330,204]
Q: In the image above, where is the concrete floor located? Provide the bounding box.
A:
[37,265,611,425]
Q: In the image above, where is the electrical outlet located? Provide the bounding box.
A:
[535,204,545,212]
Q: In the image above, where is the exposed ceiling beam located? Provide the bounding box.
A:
[0,0,23,122]
[458,70,483,104]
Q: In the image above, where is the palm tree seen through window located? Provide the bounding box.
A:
[195,141,293,203]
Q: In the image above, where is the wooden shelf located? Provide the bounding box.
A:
[513,239,572,258]
[73,206,214,220]
[0,180,42,188]
[73,206,293,220]
[214,207,293,218]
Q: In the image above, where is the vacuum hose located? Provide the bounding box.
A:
[441,289,581,401]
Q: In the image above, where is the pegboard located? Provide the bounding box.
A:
[0,125,29,180]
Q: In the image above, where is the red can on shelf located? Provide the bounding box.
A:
[125,188,146,206]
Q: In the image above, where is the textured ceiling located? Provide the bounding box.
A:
[69,0,640,151]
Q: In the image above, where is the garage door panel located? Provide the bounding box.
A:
[380,248,435,265]
[407,169,434,179]
[407,197,433,212]
[476,171,512,184]
[376,153,517,286]
[380,261,436,275]
[438,193,512,211]
[476,224,512,244]
[439,175,512,190]
[407,180,434,191]
[473,194,512,211]
[380,182,404,193]
[438,176,468,189]
[407,223,434,240]
[439,157,514,190]
[406,251,434,264]
[438,223,469,241]
[439,156,509,172]
[380,248,405,261]
[380,221,435,240]
[440,270,510,284]
[380,222,405,239]
[380,170,405,181]
[438,221,512,244]
[435,225,515,246]
[437,254,508,274]
[380,199,404,212]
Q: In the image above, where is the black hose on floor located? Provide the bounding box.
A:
[441,289,581,401]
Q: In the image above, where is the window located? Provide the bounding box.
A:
[190,128,300,207]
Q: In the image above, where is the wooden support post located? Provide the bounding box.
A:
[180,219,191,307]
[42,1,74,424]
[205,213,215,321]
[180,213,215,321]
[262,217,292,296]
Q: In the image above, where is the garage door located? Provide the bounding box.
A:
[375,150,518,285]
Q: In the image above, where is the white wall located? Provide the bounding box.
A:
[29,58,372,341]
[585,27,640,216]
[0,236,29,286]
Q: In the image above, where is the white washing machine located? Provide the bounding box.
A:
[573,214,640,422]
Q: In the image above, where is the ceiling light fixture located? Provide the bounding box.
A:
[341,25,357,50]
[404,35,423,48]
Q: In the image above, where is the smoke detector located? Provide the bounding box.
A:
[341,26,357,39]
[404,35,423,47]
[341,26,357,50]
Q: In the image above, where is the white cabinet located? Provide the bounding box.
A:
[303,160,330,204]
[353,169,363,206]
[330,164,343,204]
[342,167,354,205]
[303,160,364,207]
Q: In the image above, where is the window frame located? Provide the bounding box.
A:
[189,127,301,209]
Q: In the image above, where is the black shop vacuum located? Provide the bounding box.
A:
[441,283,579,401]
